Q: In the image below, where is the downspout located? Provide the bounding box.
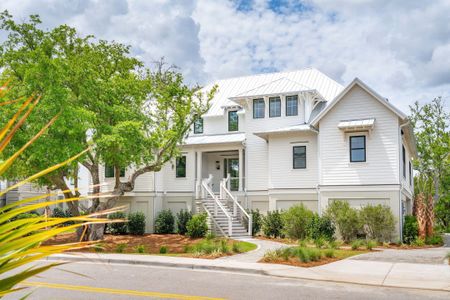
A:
[398,121,410,242]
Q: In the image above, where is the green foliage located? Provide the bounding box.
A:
[220,239,230,254]
[262,210,284,238]
[314,237,326,249]
[425,234,443,245]
[15,213,39,219]
[186,213,208,238]
[412,237,425,247]
[115,243,127,253]
[359,205,395,242]
[249,209,263,236]
[176,210,192,235]
[205,232,216,240]
[282,204,314,240]
[325,201,361,242]
[307,214,335,241]
[159,246,168,254]
[52,207,66,218]
[435,195,450,230]
[403,215,419,244]
[108,212,128,235]
[324,249,335,258]
[135,245,146,254]
[232,242,241,253]
[366,240,377,250]
[154,210,175,234]
[128,212,146,235]
[351,240,363,250]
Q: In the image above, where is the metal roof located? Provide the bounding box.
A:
[230,77,312,99]
[183,133,245,146]
[338,118,375,131]
[202,68,344,117]
[254,124,318,140]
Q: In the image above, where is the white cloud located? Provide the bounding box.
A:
[1,0,449,112]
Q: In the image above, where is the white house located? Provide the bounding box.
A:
[106,68,416,238]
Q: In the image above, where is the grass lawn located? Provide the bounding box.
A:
[44,233,256,259]
[261,246,368,268]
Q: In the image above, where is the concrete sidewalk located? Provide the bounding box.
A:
[46,251,450,292]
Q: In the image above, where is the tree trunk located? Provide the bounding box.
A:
[415,193,427,239]
[425,194,434,238]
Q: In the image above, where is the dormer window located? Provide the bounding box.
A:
[194,118,203,134]
[253,98,265,119]
[286,95,298,116]
[269,97,281,118]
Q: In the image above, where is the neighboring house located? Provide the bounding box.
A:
[107,68,416,238]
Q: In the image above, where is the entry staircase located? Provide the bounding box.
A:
[197,175,252,238]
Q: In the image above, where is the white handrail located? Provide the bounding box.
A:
[201,202,227,237]
[221,175,252,236]
[201,179,233,236]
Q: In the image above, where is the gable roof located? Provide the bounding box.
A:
[310,78,407,126]
[229,77,313,99]
[201,68,343,117]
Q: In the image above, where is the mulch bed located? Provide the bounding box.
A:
[44,233,203,254]
[260,257,340,268]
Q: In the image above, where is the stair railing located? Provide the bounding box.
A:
[221,174,252,236]
[201,177,232,236]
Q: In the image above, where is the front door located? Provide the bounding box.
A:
[224,158,239,191]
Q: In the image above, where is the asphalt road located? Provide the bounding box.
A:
[5,261,450,300]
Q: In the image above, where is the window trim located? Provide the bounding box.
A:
[105,165,125,178]
[228,110,239,132]
[402,145,406,179]
[253,98,265,119]
[292,145,307,169]
[349,135,366,162]
[175,156,187,178]
[409,161,412,186]
[269,96,281,118]
[285,95,298,116]
[193,117,203,134]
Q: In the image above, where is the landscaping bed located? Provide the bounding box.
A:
[44,233,256,258]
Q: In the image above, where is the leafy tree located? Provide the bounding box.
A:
[0,12,214,240]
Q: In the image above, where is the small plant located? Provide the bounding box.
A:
[94,244,104,252]
[314,237,325,249]
[52,207,66,218]
[220,239,229,254]
[186,213,208,238]
[128,212,146,235]
[159,246,168,254]
[262,210,284,238]
[282,204,314,239]
[403,215,419,244]
[176,210,192,235]
[135,245,146,254]
[297,247,322,262]
[328,240,340,249]
[108,212,128,235]
[366,240,377,250]
[425,234,443,245]
[412,237,425,247]
[351,240,363,250]
[324,249,335,258]
[298,239,307,247]
[115,243,127,253]
[205,232,216,240]
[232,242,241,253]
[155,210,175,234]
[249,209,263,236]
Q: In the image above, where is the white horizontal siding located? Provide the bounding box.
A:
[159,150,196,192]
[268,132,318,189]
[319,85,400,185]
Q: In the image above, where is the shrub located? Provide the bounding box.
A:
[351,240,363,250]
[52,207,66,218]
[359,205,395,242]
[412,237,425,247]
[115,243,127,253]
[135,245,145,253]
[108,212,128,235]
[154,210,175,234]
[262,210,284,238]
[232,242,241,253]
[128,212,146,235]
[249,209,263,236]
[425,234,443,245]
[282,204,314,240]
[314,237,326,249]
[298,239,307,247]
[297,247,322,262]
[159,246,168,254]
[328,240,340,249]
[403,215,418,244]
[324,249,335,258]
[176,210,192,235]
[94,244,104,252]
[366,240,377,250]
[186,213,208,238]
[220,239,229,254]
[307,214,335,241]
[326,200,361,242]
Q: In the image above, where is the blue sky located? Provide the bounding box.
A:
[1,0,450,113]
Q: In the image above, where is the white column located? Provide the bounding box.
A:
[196,151,202,198]
[238,148,243,192]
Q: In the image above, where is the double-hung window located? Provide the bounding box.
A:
[402,145,406,178]
[350,136,366,162]
[105,165,125,178]
[269,97,281,118]
[286,95,298,116]
[409,161,412,186]
[194,118,203,134]
[176,156,186,178]
[228,111,238,131]
[293,146,306,169]
[253,98,265,119]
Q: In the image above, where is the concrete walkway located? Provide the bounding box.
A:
[47,250,450,292]
[350,247,449,265]
[217,237,287,262]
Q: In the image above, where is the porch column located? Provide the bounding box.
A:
[196,151,202,198]
[238,148,243,192]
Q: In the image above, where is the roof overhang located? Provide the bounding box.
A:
[338,118,375,132]
[183,133,245,146]
[254,124,318,141]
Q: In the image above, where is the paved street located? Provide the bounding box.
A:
[5,261,449,300]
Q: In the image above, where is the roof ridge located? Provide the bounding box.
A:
[215,67,314,83]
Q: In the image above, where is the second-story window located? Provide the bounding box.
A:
[194,117,203,134]
[269,97,281,118]
[293,146,306,169]
[176,156,186,178]
[286,95,298,116]
[228,111,238,131]
[350,136,366,162]
[402,145,406,178]
[253,98,265,119]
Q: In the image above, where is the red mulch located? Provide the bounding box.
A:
[260,257,340,268]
